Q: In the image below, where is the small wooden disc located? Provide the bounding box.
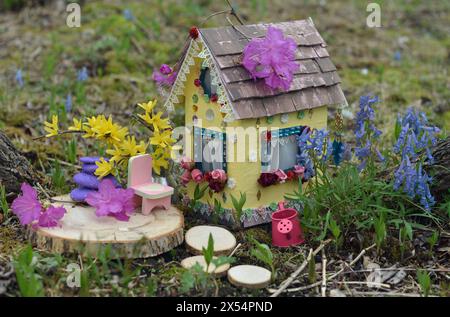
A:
[181,255,230,276]
[29,195,184,259]
[227,265,271,289]
[185,225,236,255]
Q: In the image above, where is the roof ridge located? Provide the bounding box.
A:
[199,18,315,31]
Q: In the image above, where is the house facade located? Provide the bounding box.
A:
[163,19,347,228]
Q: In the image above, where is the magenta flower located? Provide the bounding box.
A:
[38,205,66,228]
[11,183,66,228]
[152,64,177,87]
[11,183,43,225]
[86,179,135,221]
[242,26,298,91]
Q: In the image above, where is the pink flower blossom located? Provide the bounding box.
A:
[11,183,43,225]
[274,169,288,183]
[180,156,194,171]
[86,179,135,221]
[180,170,192,185]
[191,169,203,183]
[11,183,66,228]
[210,169,227,183]
[159,64,172,75]
[242,26,298,91]
[152,64,177,87]
[38,205,66,228]
[293,165,305,178]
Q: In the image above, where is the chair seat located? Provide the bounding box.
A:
[131,183,174,199]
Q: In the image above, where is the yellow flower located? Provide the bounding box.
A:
[94,157,114,179]
[139,111,171,132]
[83,116,100,138]
[151,112,171,131]
[121,136,148,157]
[84,115,128,146]
[68,118,83,131]
[150,130,175,148]
[151,147,171,175]
[44,115,59,137]
[137,99,157,114]
[106,146,124,164]
[138,111,153,126]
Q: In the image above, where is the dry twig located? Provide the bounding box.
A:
[282,243,377,293]
[270,239,331,297]
[321,249,327,297]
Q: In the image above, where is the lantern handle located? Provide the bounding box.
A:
[278,202,285,211]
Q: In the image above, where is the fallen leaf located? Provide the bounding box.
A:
[387,269,407,285]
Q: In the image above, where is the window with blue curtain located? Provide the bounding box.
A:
[193,127,227,172]
[261,126,306,172]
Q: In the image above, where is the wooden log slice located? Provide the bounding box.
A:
[185,225,237,255]
[227,265,272,289]
[180,255,230,276]
[28,195,184,259]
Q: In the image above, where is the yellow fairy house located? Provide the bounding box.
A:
[163,18,347,228]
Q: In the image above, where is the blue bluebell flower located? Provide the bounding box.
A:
[15,69,24,88]
[65,93,72,113]
[77,67,89,82]
[375,148,385,162]
[394,107,440,162]
[353,95,383,170]
[355,139,371,161]
[309,129,329,158]
[394,51,402,61]
[296,130,315,180]
[393,154,436,211]
[123,9,134,21]
[394,122,409,153]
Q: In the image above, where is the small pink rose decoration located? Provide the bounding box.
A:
[274,169,288,183]
[293,165,305,178]
[211,169,227,183]
[180,156,195,171]
[191,169,204,183]
[180,170,192,185]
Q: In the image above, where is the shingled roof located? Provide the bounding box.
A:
[198,18,347,120]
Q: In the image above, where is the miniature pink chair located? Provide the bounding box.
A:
[127,154,174,215]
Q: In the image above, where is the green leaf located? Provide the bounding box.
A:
[416,269,431,297]
[394,119,401,140]
[404,221,413,241]
[211,256,235,268]
[202,233,214,270]
[13,245,44,297]
[180,270,196,293]
[249,236,274,278]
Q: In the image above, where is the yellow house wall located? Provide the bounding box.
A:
[184,55,328,210]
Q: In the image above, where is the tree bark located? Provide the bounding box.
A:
[0,131,35,198]
[428,136,450,201]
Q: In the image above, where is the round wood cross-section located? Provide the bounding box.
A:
[227,265,272,289]
[29,195,184,259]
[180,255,230,276]
[185,225,236,255]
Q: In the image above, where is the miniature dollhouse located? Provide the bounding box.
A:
[163,18,347,228]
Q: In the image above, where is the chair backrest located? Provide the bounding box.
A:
[127,154,153,188]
